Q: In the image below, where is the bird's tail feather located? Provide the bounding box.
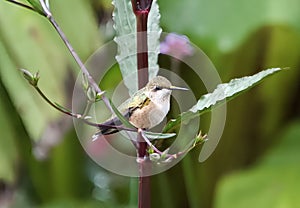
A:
[94,109,131,136]
[97,116,123,135]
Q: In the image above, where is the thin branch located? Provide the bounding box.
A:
[46,16,113,114]
[141,131,163,154]
[33,84,136,132]
[146,131,208,163]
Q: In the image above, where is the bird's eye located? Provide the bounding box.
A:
[153,86,162,91]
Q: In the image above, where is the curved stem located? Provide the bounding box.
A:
[34,85,136,132]
[35,86,75,117]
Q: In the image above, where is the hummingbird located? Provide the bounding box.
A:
[97,76,188,135]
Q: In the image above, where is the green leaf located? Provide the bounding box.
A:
[163,68,283,132]
[112,0,161,95]
[215,121,300,208]
[0,84,18,184]
[144,131,176,140]
[26,0,45,15]
[191,67,282,112]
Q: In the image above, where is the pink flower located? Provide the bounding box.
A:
[160,33,194,59]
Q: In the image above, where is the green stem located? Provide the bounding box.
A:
[35,86,74,117]
[33,86,136,132]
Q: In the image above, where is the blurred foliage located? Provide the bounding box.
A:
[0,0,299,208]
[215,120,300,208]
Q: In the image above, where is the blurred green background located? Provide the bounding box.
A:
[0,0,300,207]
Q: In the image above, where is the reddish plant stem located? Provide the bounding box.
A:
[131,1,153,208]
[136,15,149,87]
[137,132,151,208]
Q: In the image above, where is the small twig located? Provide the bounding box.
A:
[141,131,163,154]
[32,83,136,133]
[144,130,207,163]
[34,86,74,117]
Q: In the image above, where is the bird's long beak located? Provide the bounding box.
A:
[169,85,189,91]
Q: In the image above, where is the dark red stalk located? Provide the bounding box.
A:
[131,1,153,208]
[132,0,153,88]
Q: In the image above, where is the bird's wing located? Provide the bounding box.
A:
[97,115,126,135]
[127,92,148,109]
[97,91,149,135]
